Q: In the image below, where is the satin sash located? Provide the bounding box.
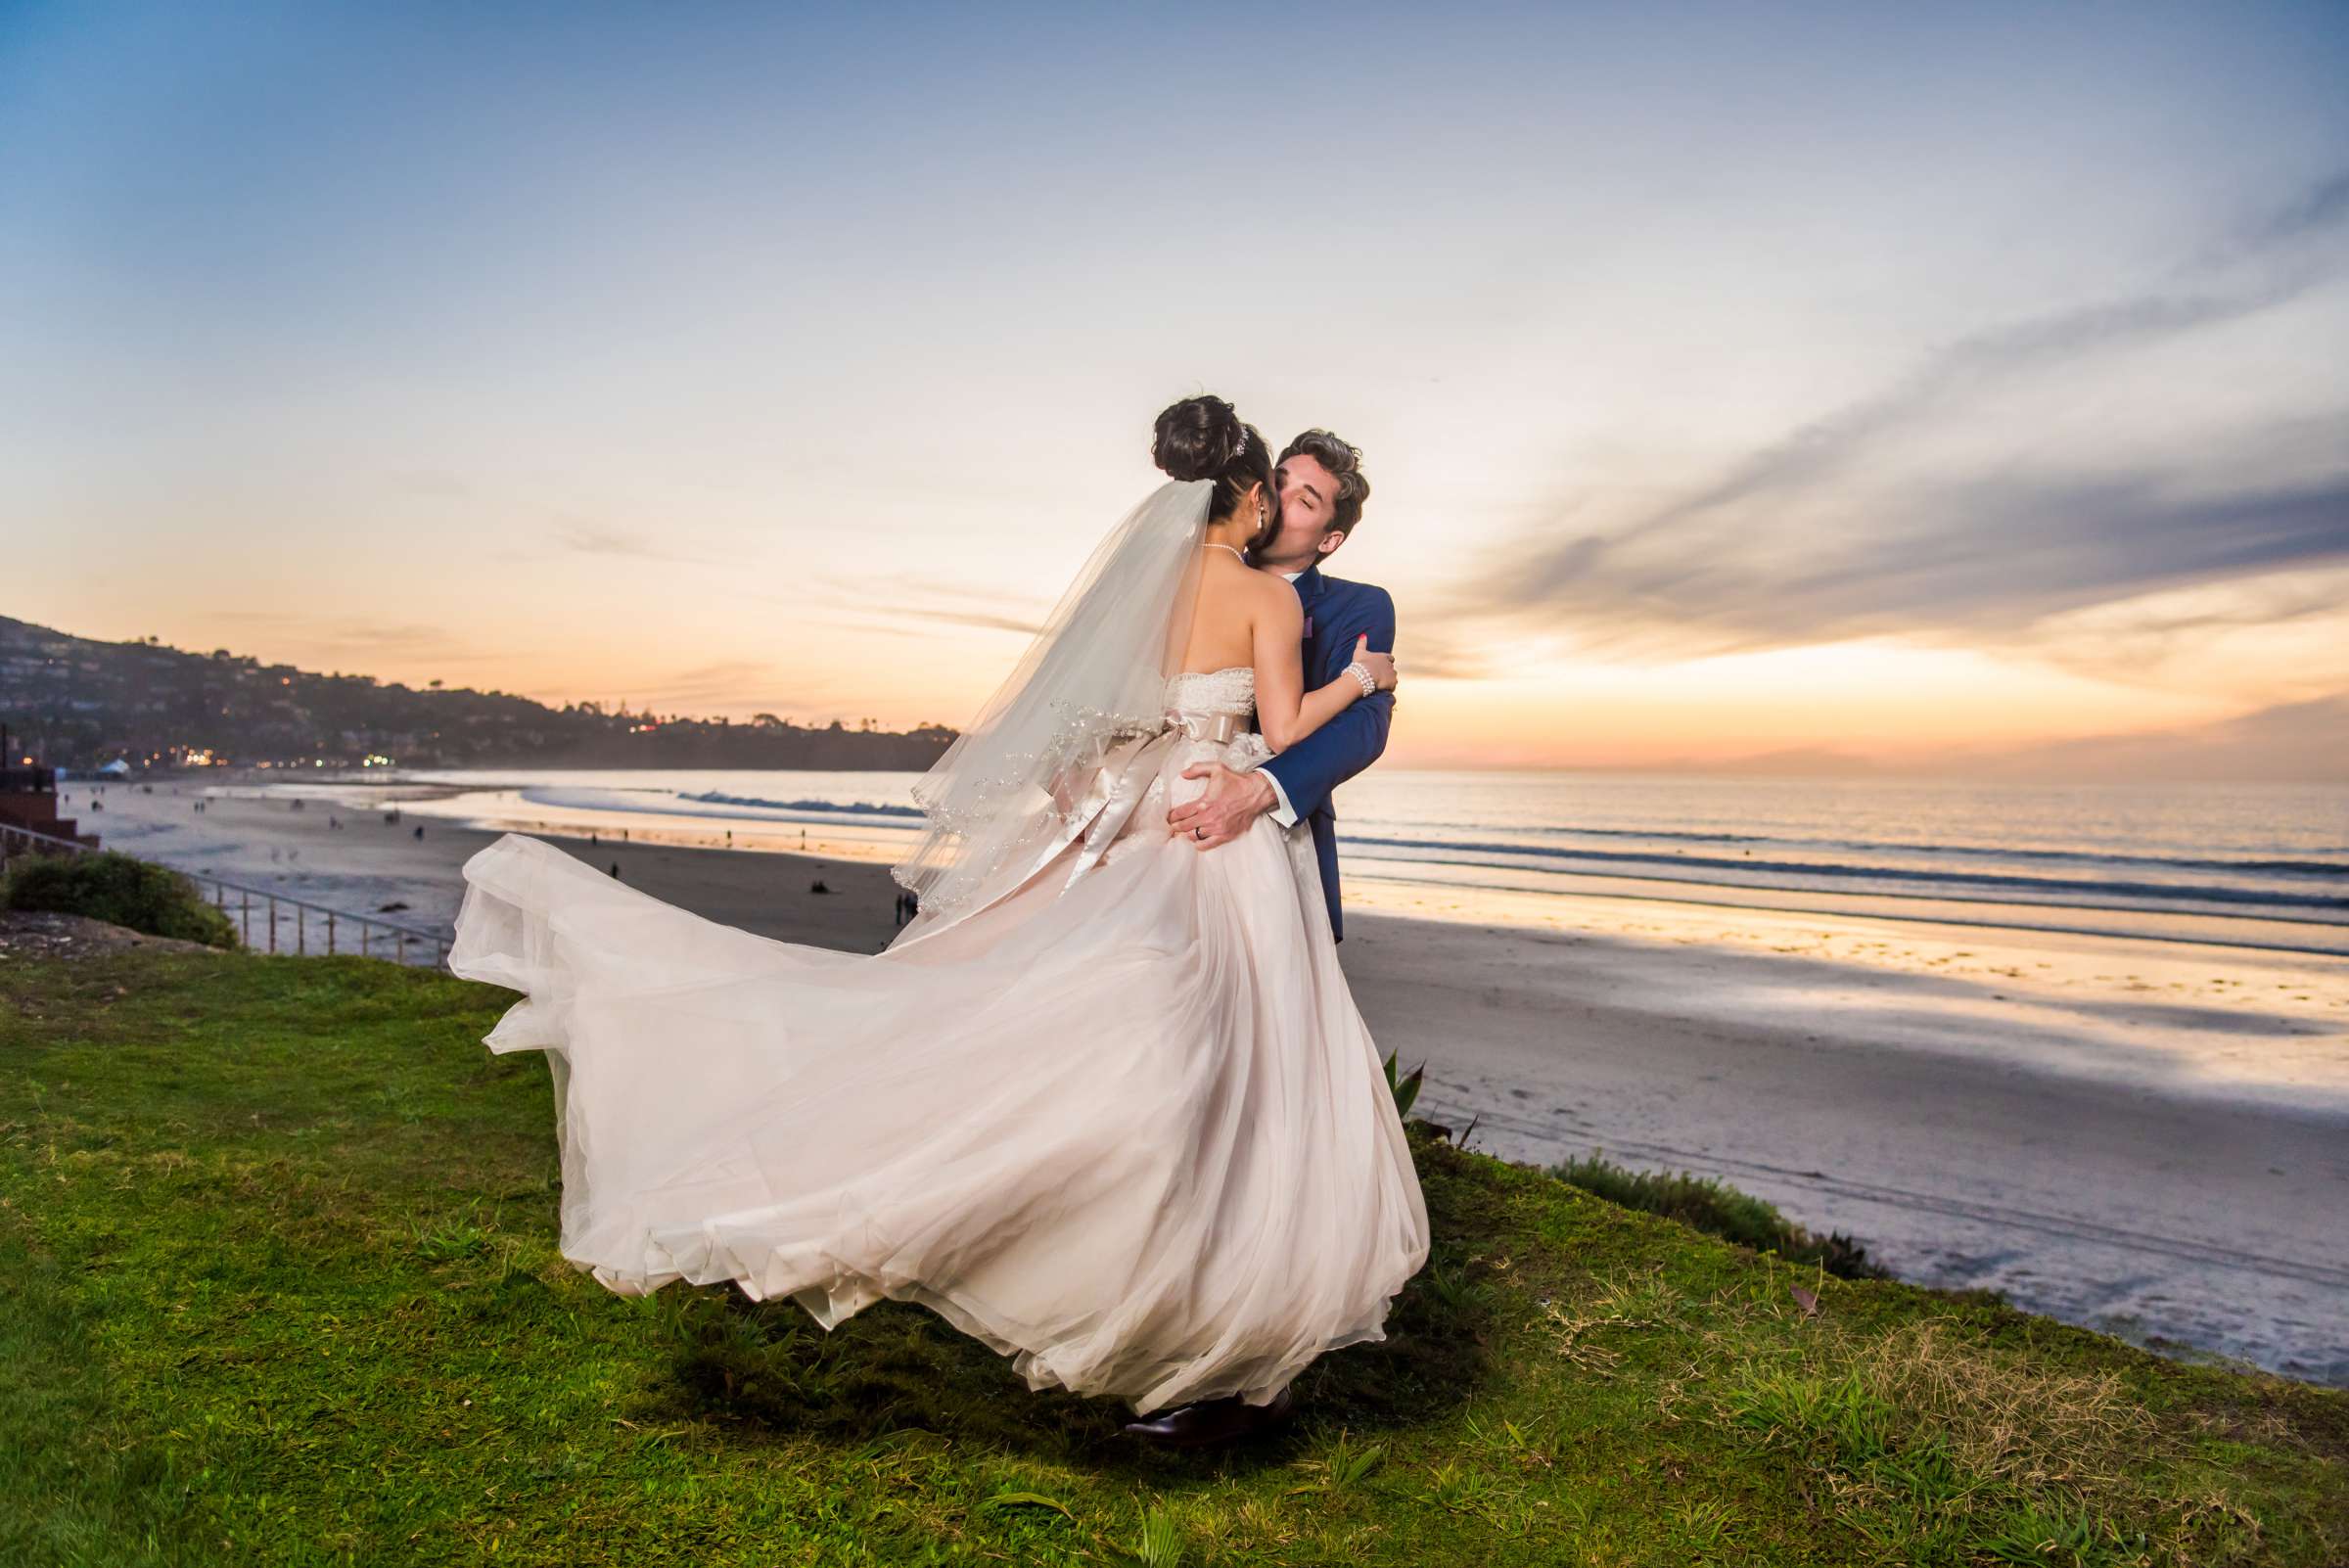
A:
[891,707,1248,950]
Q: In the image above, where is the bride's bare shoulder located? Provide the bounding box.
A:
[1201,554,1286,601]
[1248,571,1304,629]
[1197,557,1299,639]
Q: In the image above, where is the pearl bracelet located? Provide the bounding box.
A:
[1344,661,1378,697]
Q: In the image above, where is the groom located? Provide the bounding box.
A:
[1123,430,1395,1451]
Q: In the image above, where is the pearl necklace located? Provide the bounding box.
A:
[1201,543,1248,562]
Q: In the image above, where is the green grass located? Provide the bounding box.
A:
[1547,1153,1888,1281]
[2,948,2342,1566]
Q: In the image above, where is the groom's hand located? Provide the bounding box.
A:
[1169,762,1276,851]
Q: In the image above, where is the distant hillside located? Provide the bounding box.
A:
[0,616,957,772]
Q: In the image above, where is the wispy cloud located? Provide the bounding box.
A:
[548,515,724,565]
[2011,562,2349,690]
[204,612,494,667]
[641,658,785,707]
[911,608,1047,635]
[770,572,1050,638]
[1946,687,2349,783]
[2190,167,2349,267]
[1461,168,2349,658]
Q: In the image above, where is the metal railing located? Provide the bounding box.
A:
[0,820,451,968]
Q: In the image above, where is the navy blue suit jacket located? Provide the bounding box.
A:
[1254,564,1396,942]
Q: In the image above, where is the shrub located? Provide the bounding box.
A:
[1381,1048,1424,1118]
[1549,1151,1887,1280]
[2,850,239,948]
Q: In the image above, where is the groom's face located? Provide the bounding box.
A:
[1260,455,1346,569]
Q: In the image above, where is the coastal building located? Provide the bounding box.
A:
[0,724,98,851]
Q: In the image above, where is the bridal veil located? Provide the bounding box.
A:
[889,478,1212,933]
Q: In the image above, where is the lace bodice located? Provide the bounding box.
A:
[1164,666,1256,718]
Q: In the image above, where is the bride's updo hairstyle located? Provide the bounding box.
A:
[1153,394,1276,549]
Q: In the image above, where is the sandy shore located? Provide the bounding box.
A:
[64,773,2349,1386]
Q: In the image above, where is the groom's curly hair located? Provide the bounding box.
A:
[1278,430,1370,538]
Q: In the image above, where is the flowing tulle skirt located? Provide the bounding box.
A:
[445,736,1430,1414]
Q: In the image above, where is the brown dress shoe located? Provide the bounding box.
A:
[1121,1384,1296,1448]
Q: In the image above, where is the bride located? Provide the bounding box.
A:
[446,393,1432,1440]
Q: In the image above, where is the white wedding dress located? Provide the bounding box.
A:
[446,665,1431,1414]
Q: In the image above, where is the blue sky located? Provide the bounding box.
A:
[4,2,2344,771]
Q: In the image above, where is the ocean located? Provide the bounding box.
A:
[278,766,2349,956]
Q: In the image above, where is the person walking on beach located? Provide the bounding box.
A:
[447,394,1425,1447]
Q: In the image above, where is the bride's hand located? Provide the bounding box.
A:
[1349,635,1398,694]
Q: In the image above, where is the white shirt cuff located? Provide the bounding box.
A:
[1261,766,1299,828]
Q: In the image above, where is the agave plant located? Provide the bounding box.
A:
[1381,1048,1424,1119]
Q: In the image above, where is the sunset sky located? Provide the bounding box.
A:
[4,3,2345,774]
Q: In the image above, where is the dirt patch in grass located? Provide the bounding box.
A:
[0,909,227,960]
